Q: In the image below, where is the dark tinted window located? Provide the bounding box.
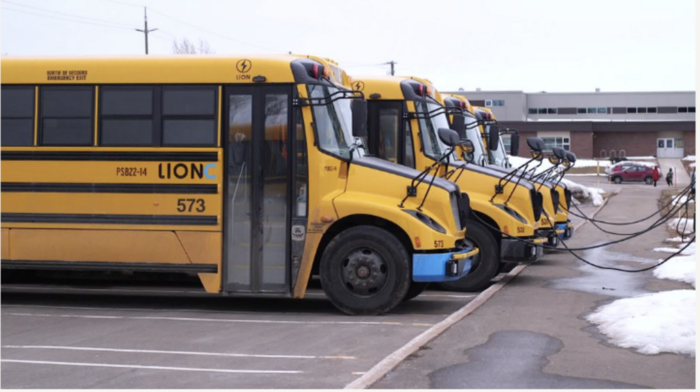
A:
[163,119,216,146]
[100,87,154,146]
[101,119,153,146]
[627,107,637,113]
[638,107,647,114]
[537,108,546,114]
[40,86,94,146]
[528,108,537,114]
[547,108,557,114]
[102,89,153,115]
[163,89,216,116]
[690,107,696,113]
[648,107,657,113]
[678,107,688,113]
[2,87,35,117]
[1,86,35,146]
[2,119,34,146]
[577,108,586,114]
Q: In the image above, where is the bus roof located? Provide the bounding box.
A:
[2,54,313,84]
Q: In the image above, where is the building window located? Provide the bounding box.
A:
[40,86,94,146]
[541,136,570,151]
[627,107,637,114]
[597,107,606,113]
[678,107,689,113]
[690,107,696,113]
[648,107,657,113]
[1,86,35,146]
[502,135,511,152]
[587,108,596,114]
[547,108,557,114]
[638,107,647,114]
[576,108,586,114]
[528,108,537,114]
[485,99,505,107]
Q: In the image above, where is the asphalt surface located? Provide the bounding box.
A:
[373,176,695,389]
[1,284,475,389]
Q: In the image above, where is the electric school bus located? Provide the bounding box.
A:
[0,55,477,315]
[473,105,574,243]
[350,75,545,292]
[444,95,574,245]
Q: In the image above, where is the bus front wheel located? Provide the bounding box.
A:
[320,226,410,315]
[437,221,499,292]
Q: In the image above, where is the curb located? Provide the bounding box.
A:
[344,194,614,389]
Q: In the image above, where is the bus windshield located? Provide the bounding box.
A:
[465,125,487,165]
[308,84,363,159]
[415,100,452,162]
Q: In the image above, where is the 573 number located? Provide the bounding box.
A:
[177,198,206,213]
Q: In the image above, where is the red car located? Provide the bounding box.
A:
[607,163,655,184]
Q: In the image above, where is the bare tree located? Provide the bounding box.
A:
[172,38,215,54]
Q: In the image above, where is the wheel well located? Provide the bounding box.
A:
[470,210,501,248]
[311,215,413,276]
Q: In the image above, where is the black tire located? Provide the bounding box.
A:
[644,176,653,185]
[403,281,429,302]
[319,226,410,315]
[612,176,622,184]
[437,221,499,292]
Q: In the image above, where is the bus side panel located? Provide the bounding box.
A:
[9,229,192,264]
[177,231,222,293]
[1,228,9,259]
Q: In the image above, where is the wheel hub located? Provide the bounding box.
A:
[341,248,388,296]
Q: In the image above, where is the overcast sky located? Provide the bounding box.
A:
[1,0,696,93]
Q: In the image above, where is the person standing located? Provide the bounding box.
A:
[666,168,674,187]
[652,166,660,187]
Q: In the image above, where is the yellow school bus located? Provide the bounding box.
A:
[350,74,545,292]
[470,104,574,242]
[0,55,478,315]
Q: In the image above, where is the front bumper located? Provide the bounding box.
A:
[556,221,575,241]
[412,246,479,282]
[501,236,546,262]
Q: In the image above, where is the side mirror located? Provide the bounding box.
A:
[509,133,520,155]
[488,126,500,151]
[548,156,561,165]
[438,128,460,147]
[450,115,466,139]
[565,151,577,163]
[460,139,475,154]
[351,99,368,138]
[552,147,566,160]
[527,137,545,153]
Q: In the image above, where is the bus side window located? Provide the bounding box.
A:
[100,86,154,146]
[40,86,94,146]
[1,86,35,146]
[162,86,217,147]
[378,107,399,163]
[404,119,415,169]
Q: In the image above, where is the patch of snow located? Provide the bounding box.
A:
[653,247,684,253]
[664,237,692,243]
[560,178,604,206]
[668,218,695,235]
[586,290,695,356]
[654,254,696,287]
[672,195,694,205]
[682,155,695,161]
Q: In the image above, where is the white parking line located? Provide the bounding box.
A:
[3,345,356,360]
[1,359,301,374]
[4,312,432,327]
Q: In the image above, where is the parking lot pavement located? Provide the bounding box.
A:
[372,181,695,389]
[0,286,476,389]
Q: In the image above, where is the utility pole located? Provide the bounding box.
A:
[384,61,397,76]
[135,7,158,55]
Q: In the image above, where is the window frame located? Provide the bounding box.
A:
[99,85,158,147]
[1,85,36,146]
[38,85,95,146]
[160,85,219,147]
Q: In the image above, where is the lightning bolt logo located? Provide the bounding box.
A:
[355,81,363,91]
[237,59,251,73]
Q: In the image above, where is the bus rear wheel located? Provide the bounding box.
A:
[437,221,499,292]
[320,226,410,315]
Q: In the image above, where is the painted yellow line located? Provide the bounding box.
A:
[1,359,301,374]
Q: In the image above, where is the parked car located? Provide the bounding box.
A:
[607,163,655,184]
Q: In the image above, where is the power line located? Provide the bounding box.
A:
[3,0,134,28]
[1,6,134,31]
[134,7,158,54]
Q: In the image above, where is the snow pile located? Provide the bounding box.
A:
[668,218,695,235]
[508,155,609,172]
[671,195,694,205]
[586,290,695,356]
[664,236,693,243]
[653,242,696,287]
[560,178,605,206]
[682,155,695,161]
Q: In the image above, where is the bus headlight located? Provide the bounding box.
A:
[403,209,446,234]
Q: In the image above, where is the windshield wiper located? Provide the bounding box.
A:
[492,137,546,204]
[399,145,454,211]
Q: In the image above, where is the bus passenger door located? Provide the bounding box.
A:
[224,85,303,294]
